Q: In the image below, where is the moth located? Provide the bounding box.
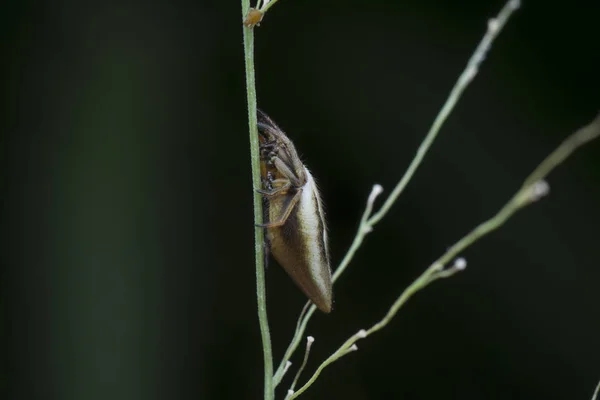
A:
[257,110,333,313]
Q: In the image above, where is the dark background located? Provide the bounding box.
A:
[2,0,599,399]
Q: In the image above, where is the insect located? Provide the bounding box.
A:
[257,110,333,313]
[243,8,263,28]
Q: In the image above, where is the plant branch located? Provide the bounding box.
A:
[261,0,282,14]
[288,336,314,395]
[242,0,274,398]
[274,0,521,382]
[368,0,521,226]
[592,377,600,400]
[243,0,284,27]
[273,184,383,386]
[290,112,600,399]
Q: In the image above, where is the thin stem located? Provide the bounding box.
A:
[368,0,521,226]
[275,0,521,382]
[289,330,366,399]
[273,185,383,385]
[242,0,274,399]
[274,304,317,385]
[261,0,283,14]
[592,378,600,400]
[289,336,314,392]
[333,184,383,282]
[289,112,600,399]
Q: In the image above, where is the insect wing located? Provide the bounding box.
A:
[257,110,333,312]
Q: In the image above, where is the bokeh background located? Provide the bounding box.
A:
[2,0,600,399]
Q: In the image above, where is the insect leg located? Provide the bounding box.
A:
[271,157,304,187]
[256,179,292,197]
[256,189,302,228]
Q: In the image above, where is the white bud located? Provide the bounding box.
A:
[282,361,292,375]
[453,257,467,270]
[368,184,384,206]
[372,184,384,196]
[529,180,550,202]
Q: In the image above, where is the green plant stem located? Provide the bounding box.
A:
[290,113,600,399]
[592,378,600,400]
[261,0,282,14]
[368,0,520,226]
[288,336,314,393]
[274,0,521,383]
[242,1,274,399]
[273,185,381,385]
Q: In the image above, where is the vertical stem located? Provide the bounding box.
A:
[242,2,274,399]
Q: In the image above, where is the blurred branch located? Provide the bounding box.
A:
[290,113,600,398]
[273,0,521,385]
[592,378,600,400]
[241,0,274,399]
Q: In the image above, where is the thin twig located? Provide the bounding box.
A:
[592,378,600,400]
[273,184,383,385]
[289,336,315,393]
[274,303,317,385]
[290,113,600,398]
[261,0,282,14]
[242,0,282,27]
[242,0,274,398]
[274,0,521,382]
[368,0,521,226]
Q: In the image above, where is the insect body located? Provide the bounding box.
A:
[243,8,264,28]
[257,110,333,313]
